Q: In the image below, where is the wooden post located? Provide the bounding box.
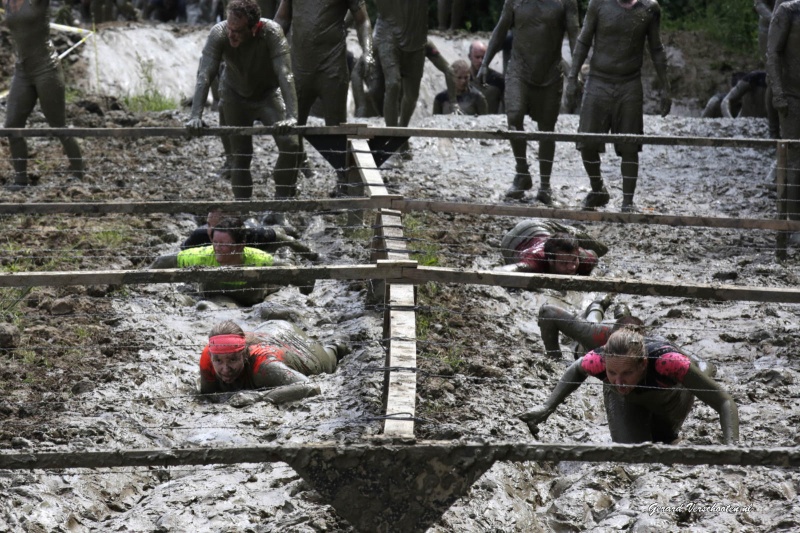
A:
[777,141,788,260]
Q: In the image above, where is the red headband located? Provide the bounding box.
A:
[208,334,246,355]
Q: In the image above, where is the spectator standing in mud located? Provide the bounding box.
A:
[566,0,672,212]
[371,0,428,158]
[199,319,347,402]
[498,219,608,275]
[468,40,505,114]
[3,0,84,190]
[477,0,580,204]
[149,216,299,305]
[274,0,374,194]
[519,325,739,444]
[433,60,486,116]
[186,0,302,203]
[767,0,800,240]
[181,208,317,259]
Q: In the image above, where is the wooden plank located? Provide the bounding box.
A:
[776,142,789,260]
[0,198,390,216]
[400,267,800,304]
[5,125,799,149]
[1,441,798,470]
[380,212,409,260]
[391,199,800,232]
[349,138,391,198]
[384,284,417,438]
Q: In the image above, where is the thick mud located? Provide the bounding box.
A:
[1,23,798,533]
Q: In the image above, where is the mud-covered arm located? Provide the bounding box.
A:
[263,382,320,404]
[274,0,291,36]
[682,364,739,444]
[646,2,671,116]
[148,253,179,269]
[352,5,374,76]
[273,50,298,125]
[564,0,580,53]
[567,0,597,80]
[188,26,225,128]
[477,2,512,84]
[754,0,773,19]
[518,359,589,433]
[427,49,458,107]
[721,81,750,118]
[766,6,790,112]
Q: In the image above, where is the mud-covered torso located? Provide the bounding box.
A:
[203,20,289,99]
[287,0,361,73]
[774,1,800,97]
[585,0,662,81]
[374,0,428,52]
[506,0,572,86]
[3,0,59,76]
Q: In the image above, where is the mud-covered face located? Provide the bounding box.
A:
[210,350,246,383]
[605,355,646,395]
[550,252,579,275]
[454,67,470,94]
[468,43,485,73]
[212,230,244,266]
[226,13,252,48]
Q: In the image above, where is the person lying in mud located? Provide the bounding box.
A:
[498,219,608,275]
[519,325,739,444]
[181,208,317,260]
[199,319,347,402]
[149,216,312,305]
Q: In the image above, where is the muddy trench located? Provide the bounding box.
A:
[0,23,798,533]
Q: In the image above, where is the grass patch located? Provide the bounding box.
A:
[123,54,177,112]
[404,214,441,267]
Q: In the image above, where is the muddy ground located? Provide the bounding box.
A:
[1,22,799,533]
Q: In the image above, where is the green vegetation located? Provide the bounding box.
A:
[123,54,177,112]
[403,214,441,267]
[368,1,760,55]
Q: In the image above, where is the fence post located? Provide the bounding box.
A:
[776,141,788,260]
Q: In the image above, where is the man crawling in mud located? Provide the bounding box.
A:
[199,319,348,403]
[520,305,739,444]
[498,219,608,275]
[149,216,314,305]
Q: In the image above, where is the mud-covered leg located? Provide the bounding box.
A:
[580,148,610,209]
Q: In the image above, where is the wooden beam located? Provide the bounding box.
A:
[384,284,417,438]
[3,198,797,232]
[349,138,390,198]
[0,441,798,470]
[2,264,798,303]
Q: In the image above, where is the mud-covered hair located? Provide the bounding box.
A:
[451,59,470,74]
[544,232,578,261]
[209,320,259,348]
[227,0,261,27]
[212,216,247,244]
[604,327,646,361]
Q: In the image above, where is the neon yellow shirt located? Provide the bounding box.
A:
[177,246,274,268]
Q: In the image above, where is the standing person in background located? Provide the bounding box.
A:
[767,0,800,243]
[566,0,672,213]
[438,0,465,30]
[477,0,580,204]
[275,0,374,195]
[372,0,429,159]
[468,40,504,114]
[433,60,486,115]
[186,0,302,206]
[3,0,84,190]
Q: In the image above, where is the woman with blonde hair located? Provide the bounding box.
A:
[519,326,739,444]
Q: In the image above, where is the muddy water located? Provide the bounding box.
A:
[1,23,799,533]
